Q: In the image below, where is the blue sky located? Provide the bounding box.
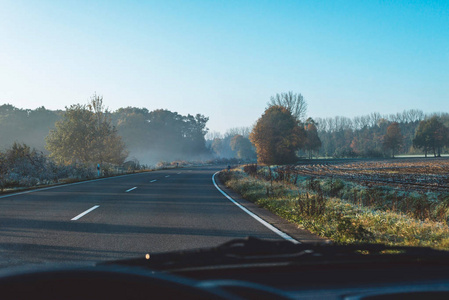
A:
[1,0,448,133]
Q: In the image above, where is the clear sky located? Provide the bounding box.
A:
[1,0,448,133]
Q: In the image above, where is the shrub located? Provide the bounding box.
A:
[329,178,345,197]
[243,164,258,176]
[296,192,326,217]
[335,215,373,242]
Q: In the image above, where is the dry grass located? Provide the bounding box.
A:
[219,168,449,249]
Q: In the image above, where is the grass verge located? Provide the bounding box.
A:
[219,169,449,250]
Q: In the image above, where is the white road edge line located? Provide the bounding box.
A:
[150,180,157,183]
[212,171,300,244]
[71,205,100,221]
[125,187,137,192]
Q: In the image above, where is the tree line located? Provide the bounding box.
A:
[313,110,449,158]
[112,106,209,164]
[0,94,212,189]
[207,127,256,161]
[1,92,449,172]
[413,116,449,157]
[248,94,449,164]
[0,104,62,151]
[0,95,210,166]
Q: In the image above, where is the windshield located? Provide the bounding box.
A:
[0,1,448,270]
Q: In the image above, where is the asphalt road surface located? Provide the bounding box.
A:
[0,166,285,267]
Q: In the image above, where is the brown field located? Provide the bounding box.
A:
[295,158,449,192]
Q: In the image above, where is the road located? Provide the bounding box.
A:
[0,166,285,267]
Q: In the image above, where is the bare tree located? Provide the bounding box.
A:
[388,113,402,123]
[339,116,353,131]
[407,109,425,123]
[369,112,381,127]
[205,131,223,141]
[225,126,252,138]
[353,116,363,130]
[359,115,370,128]
[267,91,308,121]
[327,117,336,132]
[314,117,328,132]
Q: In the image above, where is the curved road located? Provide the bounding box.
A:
[0,166,285,267]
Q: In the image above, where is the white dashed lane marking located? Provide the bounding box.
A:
[71,205,100,221]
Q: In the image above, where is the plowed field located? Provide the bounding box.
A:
[295,158,449,192]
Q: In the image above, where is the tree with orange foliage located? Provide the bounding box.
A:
[304,118,322,159]
[383,122,403,158]
[250,106,305,165]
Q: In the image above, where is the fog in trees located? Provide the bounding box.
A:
[113,107,210,165]
[1,98,212,167]
[206,127,256,160]
[0,104,61,152]
[1,97,449,165]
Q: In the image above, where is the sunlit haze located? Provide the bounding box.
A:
[1,0,447,133]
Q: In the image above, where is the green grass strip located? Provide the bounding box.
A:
[219,169,449,249]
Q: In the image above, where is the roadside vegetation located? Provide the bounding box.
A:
[0,139,238,193]
[2,90,448,167]
[2,87,449,221]
[0,95,211,166]
[216,92,449,249]
[0,93,214,193]
[220,164,449,249]
[0,142,150,193]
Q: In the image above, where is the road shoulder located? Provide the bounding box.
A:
[214,172,329,244]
